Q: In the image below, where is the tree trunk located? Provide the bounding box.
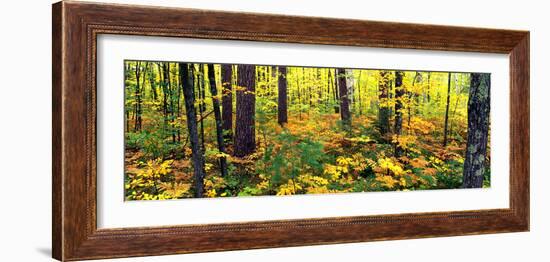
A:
[176,66,181,142]
[426,73,431,102]
[221,64,233,141]
[134,62,149,132]
[333,69,340,113]
[179,63,206,197]
[449,74,463,137]
[198,65,206,152]
[326,69,331,108]
[378,71,391,137]
[158,63,168,136]
[315,68,324,106]
[271,66,277,96]
[462,73,490,188]
[345,69,354,113]
[409,72,420,130]
[296,69,302,120]
[393,71,405,157]
[125,109,129,133]
[234,64,256,157]
[337,68,351,130]
[148,65,158,101]
[277,66,288,125]
[133,62,142,132]
[443,72,452,147]
[167,63,176,143]
[304,68,312,107]
[357,71,363,115]
[207,64,228,177]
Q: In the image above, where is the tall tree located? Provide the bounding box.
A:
[163,63,174,140]
[234,64,256,157]
[296,68,303,119]
[316,69,322,104]
[357,71,363,115]
[198,65,206,152]
[277,66,288,125]
[207,64,228,177]
[333,69,340,113]
[148,64,158,101]
[270,66,277,96]
[394,71,405,157]
[221,64,233,140]
[306,68,312,107]
[326,69,332,108]
[345,69,354,111]
[175,65,182,142]
[167,63,176,143]
[462,73,490,188]
[409,72,421,128]
[158,63,168,136]
[378,71,391,137]
[449,74,464,137]
[443,72,452,147]
[179,63,206,197]
[337,68,351,128]
[134,62,149,132]
[133,62,142,132]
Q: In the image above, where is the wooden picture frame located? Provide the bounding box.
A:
[52,1,529,261]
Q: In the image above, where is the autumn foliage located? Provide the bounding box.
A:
[124,62,490,200]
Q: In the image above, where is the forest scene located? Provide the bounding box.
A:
[124,60,491,201]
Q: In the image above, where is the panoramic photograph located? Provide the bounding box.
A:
[123,61,491,201]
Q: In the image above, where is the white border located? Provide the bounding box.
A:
[97,34,509,229]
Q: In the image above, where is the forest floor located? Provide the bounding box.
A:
[124,112,490,200]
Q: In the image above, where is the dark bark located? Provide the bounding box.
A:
[326,69,332,108]
[443,72,452,147]
[277,66,288,125]
[125,62,130,131]
[378,71,391,136]
[306,68,312,107]
[198,65,206,152]
[394,71,405,157]
[159,63,168,137]
[389,79,393,125]
[176,67,181,142]
[337,68,351,128]
[296,69,302,120]
[179,63,206,197]
[426,73,431,102]
[133,62,142,132]
[125,110,129,132]
[166,63,176,143]
[148,65,158,101]
[357,71,363,115]
[221,64,233,140]
[462,73,490,188]
[315,68,324,105]
[133,62,149,132]
[333,69,340,113]
[234,64,256,157]
[207,64,228,177]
